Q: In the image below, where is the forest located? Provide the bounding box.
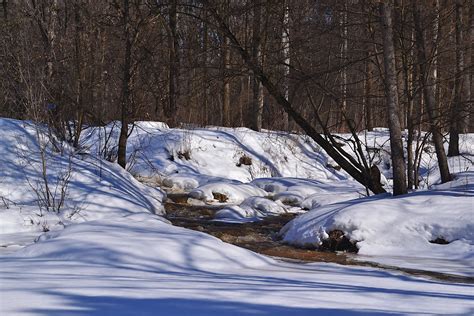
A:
[1,0,472,195]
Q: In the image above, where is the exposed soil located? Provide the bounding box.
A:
[320,230,358,253]
[236,155,253,167]
[430,237,450,245]
[212,192,229,203]
[164,198,474,284]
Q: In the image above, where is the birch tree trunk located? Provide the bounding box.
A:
[380,1,407,195]
[250,2,264,131]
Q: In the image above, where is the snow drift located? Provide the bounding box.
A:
[0,119,165,251]
[281,172,474,276]
[80,122,346,188]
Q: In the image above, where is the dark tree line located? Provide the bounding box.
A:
[0,0,472,195]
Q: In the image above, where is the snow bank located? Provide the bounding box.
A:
[252,177,364,207]
[161,172,226,191]
[214,197,287,222]
[281,172,474,276]
[347,129,474,188]
[80,122,346,189]
[199,177,365,222]
[0,119,165,251]
[16,212,271,272]
[432,171,474,191]
[189,181,267,204]
[80,122,474,195]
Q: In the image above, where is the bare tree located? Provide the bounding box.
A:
[448,0,465,156]
[165,0,179,127]
[117,0,132,169]
[0,0,471,186]
[380,1,407,195]
[412,0,451,183]
[466,0,473,132]
[281,1,290,130]
[221,0,231,127]
[250,1,264,131]
[201,0,386,194]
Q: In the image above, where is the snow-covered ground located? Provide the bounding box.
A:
[2,213,474,315]
[80,121,346,186]
[80,121,370,221]
[1,118,474,315]
[0,119,164,253]
[281,172,474,276]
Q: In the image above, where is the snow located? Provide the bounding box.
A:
[2,118,474,315]
[2,212,474,315]
[281,171,474,276]
[210,178,366,222]
[20,213,267,271]
[80,122,346,187]
[346,129,474,189]
[252,177,365,208]
[0,119,165,252]
[214,197,288,222]
[189,181,268,204]
[162,172,205,190]
[80,123,474,193]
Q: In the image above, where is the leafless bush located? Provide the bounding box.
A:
[15,51,74,214]
[19,134,74,214]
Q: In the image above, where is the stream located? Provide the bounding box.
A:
[164,194,474,284]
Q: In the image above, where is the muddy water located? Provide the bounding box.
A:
[165,202,350,265]
[164,199,474,284]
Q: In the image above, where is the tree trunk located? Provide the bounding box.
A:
[281,2,290,131]
[222,33,231,126]
[202,16,209,126]
[250,2,263,131]
[448,0,464,156]
[432,0,441,114]
[364,10,375,131]
[405,31,417,190]
[365,56,375,131]
[465,1,473,132]
[412,1,451,183]
[166,0,179,127]
[73,0,84,149]
[118,0,132,169]
[401,19,417,190]
[220,0,231,126]
[380,1,407,196]
[1,0,7,20]
[46,0,58,81]
[340,2,348,132]
[413,62,424,189]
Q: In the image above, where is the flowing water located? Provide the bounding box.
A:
[164,195,474,284]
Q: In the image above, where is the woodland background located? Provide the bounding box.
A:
[0,0,472,195]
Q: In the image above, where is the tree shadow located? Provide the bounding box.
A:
[3,215,474,316]
[22,294,405,316]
